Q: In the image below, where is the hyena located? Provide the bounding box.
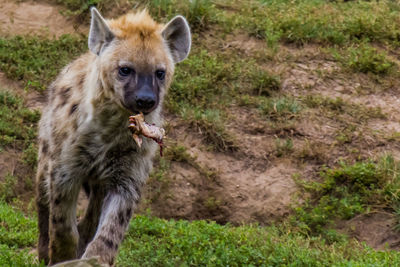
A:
[35,7,190,265]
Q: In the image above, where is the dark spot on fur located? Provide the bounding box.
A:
[52,215,65,225]
[126,207,132,219]
[43,164,48,173]
[50,169,57,180]
[57,87,71,108]
[118,211,125,226]
[99,236,115,250]
[83,182,90,196]
[70,103,78,115]
[78,75,85,88]
[55,131,68,147]
[54,196,61,205]
[60,87,71,96]
[41,140,49,155]
[55,225,72,239]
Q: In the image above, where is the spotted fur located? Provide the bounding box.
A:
[35,8,190,266]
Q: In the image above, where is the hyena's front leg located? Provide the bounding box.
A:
[36,168,50,265]
[48,170,81,265]
[77,184,106,257]
[82,191,137,266]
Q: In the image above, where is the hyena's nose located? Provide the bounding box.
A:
[136,94,156,111]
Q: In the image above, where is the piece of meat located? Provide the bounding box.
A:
[128,113,165,156]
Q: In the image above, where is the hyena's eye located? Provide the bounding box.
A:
[155,70,165,80]
[119,67,134,77]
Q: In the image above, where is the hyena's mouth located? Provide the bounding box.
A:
[124,103,157,116]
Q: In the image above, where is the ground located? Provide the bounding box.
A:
[1,0,400,265]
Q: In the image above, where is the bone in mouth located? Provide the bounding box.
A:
[128,113,165,155]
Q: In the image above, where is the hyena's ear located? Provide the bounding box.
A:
[88,7,115,55]
[162,16,191,63]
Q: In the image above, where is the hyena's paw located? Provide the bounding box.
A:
[82,240,117,267]
[51,257,109,267]
[49,228,79,265]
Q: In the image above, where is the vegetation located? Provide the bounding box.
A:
[292,155,400,241]
[0,35,86,91]
[144,0,217,30]
[342,45,395,75]
[118,215,400,266]
[302,95,385,122]
[231,0,400,46]
[52,0,217,30]
[0,202,43,266]
[0,91,40,150]
[2,200,400,266]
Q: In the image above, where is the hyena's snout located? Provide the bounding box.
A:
[135,87,157,112]
[124,74,159,114]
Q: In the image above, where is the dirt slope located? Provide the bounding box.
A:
[0,0,83,37]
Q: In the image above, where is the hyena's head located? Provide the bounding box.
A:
[89,8,191,115]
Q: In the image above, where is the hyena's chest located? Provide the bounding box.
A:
[73,124,135,166]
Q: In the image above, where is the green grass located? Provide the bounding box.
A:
[144,0,217,30]
[0,91,40,201]
[118,215,400,266]
[251,69,281,96]
[0,91,40,149]
[228,0,400,46]
[167,49,239,110]
[302,94,385,122]
[54,0,103,16]
[334,44,395,75]
[239,95,301,121]
[292,155,400,241]
[166,48,251,151]
[0,245,44,267]
[0,202,43,266]
[2,199,400,266]
[0,35,86,91]
[52,0,217,31]
[0,202,37,247]
[178,105,238,151]
[57,0,400,47]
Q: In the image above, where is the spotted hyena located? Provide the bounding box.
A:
[35,7,191,266]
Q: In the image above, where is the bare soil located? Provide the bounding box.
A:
[1,1,400,250]
[0,0,84,37]
[337,212,400,250]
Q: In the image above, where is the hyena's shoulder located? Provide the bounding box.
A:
[39,53,95,148]
[47,53,94,109]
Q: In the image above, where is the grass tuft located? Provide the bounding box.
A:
[251,69,281,96]
[179,106,238,152]
[0,35,86,91]
[117,214,400,266]
[145,0,217,30]
[0,91,40,149]
[343,45,395,75]
[235,0,400,46]
[292,154,400,240]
